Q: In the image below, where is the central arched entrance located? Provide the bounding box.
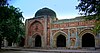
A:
[35,35,41,47]
[56,34,66,47]
[82,33,95,47]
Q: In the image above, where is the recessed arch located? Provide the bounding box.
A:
[30,20,43,27]
[29,20,44,36]
[79,29,95,38]
[35,35,41,47]
[53,31,68,39]
[82,33,95,47]
[32,33,42,47]
[53,31,68,47]
[29,20,43,32]
[56,34,66,47]
[78,29,96,48]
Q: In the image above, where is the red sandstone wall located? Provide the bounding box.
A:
[52,20,95,28]
[27,18,45,36]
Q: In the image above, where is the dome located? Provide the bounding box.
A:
[35,8,56,17]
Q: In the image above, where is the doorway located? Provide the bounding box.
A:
[56,34,66,47]
[35,35,41,47]
[82,33,95,47]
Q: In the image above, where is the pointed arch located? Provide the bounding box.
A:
[78,29,96,48]
[56,34,66,47]
[82,33,95,47]
[35,35,41,47]
[29,20,44,36]
[79,29,95,38]
[32,33,42,47]
[53,31,68,39]
[53,31,68,47]
[30,20,43,27]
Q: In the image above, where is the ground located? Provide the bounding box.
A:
[0,51,56,53]
[0,50,100,53]
[0,47,100,53]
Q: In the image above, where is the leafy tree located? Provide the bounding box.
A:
[0,0,24,49]
[76,0,100,32]
[0,0,9,6]
[0,0,9,49]
[0,6,24,48]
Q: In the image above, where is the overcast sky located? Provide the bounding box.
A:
[9,0,80,21]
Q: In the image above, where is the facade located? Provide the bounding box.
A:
[25,8,100,49]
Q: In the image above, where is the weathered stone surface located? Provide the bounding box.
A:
[25,7,100,49]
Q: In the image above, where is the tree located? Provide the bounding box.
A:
[0,0,9,6]
[0,0,9,49]
[76,0,100,32]
[0,0,24,49]
[0,6,24,48]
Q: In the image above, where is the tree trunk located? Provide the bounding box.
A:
[0,38,1,49]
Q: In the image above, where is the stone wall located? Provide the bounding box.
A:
[25,16,99,49]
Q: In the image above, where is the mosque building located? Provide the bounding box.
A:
[25,8,100,49]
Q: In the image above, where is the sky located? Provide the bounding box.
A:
[9,0,80,21]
